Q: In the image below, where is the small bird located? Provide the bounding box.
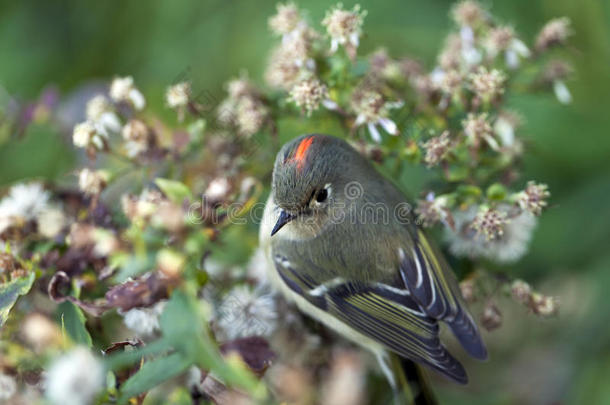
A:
[260,134,486,390]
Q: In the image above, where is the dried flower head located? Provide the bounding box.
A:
[282,25,318,64]
[268,2,302,36]
[531,293,559,317]
[488,26,514,50]
[86,95,121,136]
[110,76,146,110]
[447,206,537,263]
[515,181,550,215]
[72,121,107,150]
[510,279,532,305]
[451,0,484,27]
[122,119,150,157]
[422,131,452,167]
[322,4,366,55]
[227,78,256,100]
[469,67,506,101]
[265,46,303,90]
[459,278,476,303]
[462,113,497,149]
[166,81,191,109]
[484,27,531,68]
[236,97,269,137]
[121,189,164,224]
[78,168,107,196]
[289,77,329,116]
[438,34,462,70]
[439,70,463,96]
[416,194,450,228]
[536,17,572,51]
[471,206,509,240]
[480,301,502,331]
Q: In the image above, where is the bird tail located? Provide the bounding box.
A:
[389,354,438,405]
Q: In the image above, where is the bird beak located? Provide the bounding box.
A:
[271,210,295,236]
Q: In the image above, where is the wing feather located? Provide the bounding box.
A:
[399,230,487,360]
[273,254,468,383]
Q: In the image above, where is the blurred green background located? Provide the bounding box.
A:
[1,0,609,403]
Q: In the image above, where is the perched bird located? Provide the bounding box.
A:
[260,134,486,393]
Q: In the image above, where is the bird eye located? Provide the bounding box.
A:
[315,188,328,203]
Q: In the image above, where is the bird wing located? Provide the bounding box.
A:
[397,228,487,360]
[272,253,469,384]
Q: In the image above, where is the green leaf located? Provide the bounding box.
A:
[486,183,507,201]
[118,353,191,403]
[0,272,35,327]
[161,289,261,395]
[57,301,93,347]
[447,165,469,182]
[154,178,193,204]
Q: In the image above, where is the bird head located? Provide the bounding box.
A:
[270,134,355,236]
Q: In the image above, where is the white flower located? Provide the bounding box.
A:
[45,347,104,405]
[351,90,401,143]
[166,82,191,109]
[0,373,17,400]
[86,95,121,136]
[36,207,66,238]
[215,285,277,340]
[110,76,145,110]
[0,182,50,228]
[322,4,366,54]
[445,205,537,263]
[122,301,166,338]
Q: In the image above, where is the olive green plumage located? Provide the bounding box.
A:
[260,134,486,385]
